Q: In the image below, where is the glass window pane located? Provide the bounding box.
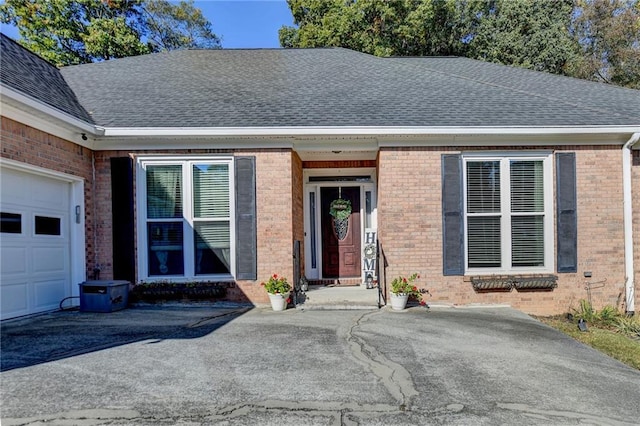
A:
[467,216,501,268]
[1,212,21,234]
[467,161,501,213]
[309,192,317,269]
[147,165,182,219]
[511,161,544,212]
[35,216,61,235]
[194,221,230,274]
[365,191,372,228]
[193,164,229,219]
[148,222,184,275]
[512,216,544,267]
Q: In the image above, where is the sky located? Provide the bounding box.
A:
[0,0,295,49]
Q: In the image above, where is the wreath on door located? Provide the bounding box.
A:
[330,198,352,240]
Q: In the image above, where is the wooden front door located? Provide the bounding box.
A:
[321,187,361,278]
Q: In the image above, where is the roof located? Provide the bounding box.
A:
[0,34,93,123]
[3,38,639,129]
[59,47,640,129]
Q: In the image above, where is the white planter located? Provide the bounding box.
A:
[268,292,290,311]
[390,293,409,310]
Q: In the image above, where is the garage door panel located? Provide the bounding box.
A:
[33,279,67,310]
[32,179,69,210]
[1,167,75,320]
[32,247,68,273]
[1,281,29,320]
[0,246,27,275]
[1,172,28,203]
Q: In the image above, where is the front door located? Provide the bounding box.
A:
[320,187,361,278]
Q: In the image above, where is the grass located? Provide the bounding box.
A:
[537,302,640,370]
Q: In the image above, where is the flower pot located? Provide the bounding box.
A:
[390,293,409,310]
[268,292,290,311]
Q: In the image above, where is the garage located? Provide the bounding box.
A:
[1,165,80,320]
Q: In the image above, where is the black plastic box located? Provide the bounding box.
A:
[79,280,129,313]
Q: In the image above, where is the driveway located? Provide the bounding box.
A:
[1,305,639,425]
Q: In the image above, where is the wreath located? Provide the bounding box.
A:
[329,198,352,220]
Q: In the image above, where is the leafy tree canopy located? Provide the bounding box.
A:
[280,0,639,88]
[0,0,221,66]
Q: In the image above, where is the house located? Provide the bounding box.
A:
[1,33,639,320]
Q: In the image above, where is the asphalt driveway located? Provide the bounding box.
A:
[1,304,639,425]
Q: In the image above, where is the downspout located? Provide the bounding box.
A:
[623,132,640,314]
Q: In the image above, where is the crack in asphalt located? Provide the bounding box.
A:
[496,403,638,426]
[344,310,419,409]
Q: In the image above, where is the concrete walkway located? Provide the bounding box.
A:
[1,305,639,425]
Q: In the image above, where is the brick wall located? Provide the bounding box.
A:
[1,117,96,276]
[378,145,630,316]
[93,148,296,304]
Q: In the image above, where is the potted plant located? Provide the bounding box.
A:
[390,273,425,310]
[261,274,292,311]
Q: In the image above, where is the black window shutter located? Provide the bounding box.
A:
[556,152,577,273]
[235,156,257,280]
[442,154,464,275]
[110,157,135,283]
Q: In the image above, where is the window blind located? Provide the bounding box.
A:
[193,164,229,218]
[510,161,544,267]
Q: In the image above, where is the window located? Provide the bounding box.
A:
[463,154,553,273]
[35,216,61,236]
[1,212,21,234]
[140,158,234,279]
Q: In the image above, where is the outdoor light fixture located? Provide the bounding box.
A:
[81,133,88,141]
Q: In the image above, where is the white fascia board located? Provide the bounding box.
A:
[1,84,99,134]
[0,84,102,148]
[102,125,640,138]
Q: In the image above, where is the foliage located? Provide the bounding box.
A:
[130,281,227,302]
[567,0,640,89]
[261,274,291,295]
[390,273,425,305]
[0,0,220,66]
[571,300,640,339]
[280,0,639,89]
[329,198,352,220]
[465,0,580,75]
[143,0,220,51]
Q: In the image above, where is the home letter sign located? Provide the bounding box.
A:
[362,228,377,288]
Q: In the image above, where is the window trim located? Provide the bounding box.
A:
[136,156,236,282]
[462,152,554,275]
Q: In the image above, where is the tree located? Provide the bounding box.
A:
[142,0,220,51]
[568,0,640,89]
[279,0,466,57]
[466,0,580,75]
[280,0,639,88]
[0,0,221,66]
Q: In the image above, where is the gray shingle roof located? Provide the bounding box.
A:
[0,34,93,123]
[4,40,639,129]
[60,47,640,128]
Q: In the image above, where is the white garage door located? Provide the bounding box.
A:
[1,167,72,320]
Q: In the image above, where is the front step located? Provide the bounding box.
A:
[294,285,381,310]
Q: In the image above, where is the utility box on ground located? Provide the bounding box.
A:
[79,280,129,313]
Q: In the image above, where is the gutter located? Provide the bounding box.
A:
[0,84,101,136]
[100,125,640,138]
[623,132,640,314]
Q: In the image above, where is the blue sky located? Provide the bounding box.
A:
[0,0,295,49]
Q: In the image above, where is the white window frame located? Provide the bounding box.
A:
[136,156,236,282]
[462,152,554,275]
